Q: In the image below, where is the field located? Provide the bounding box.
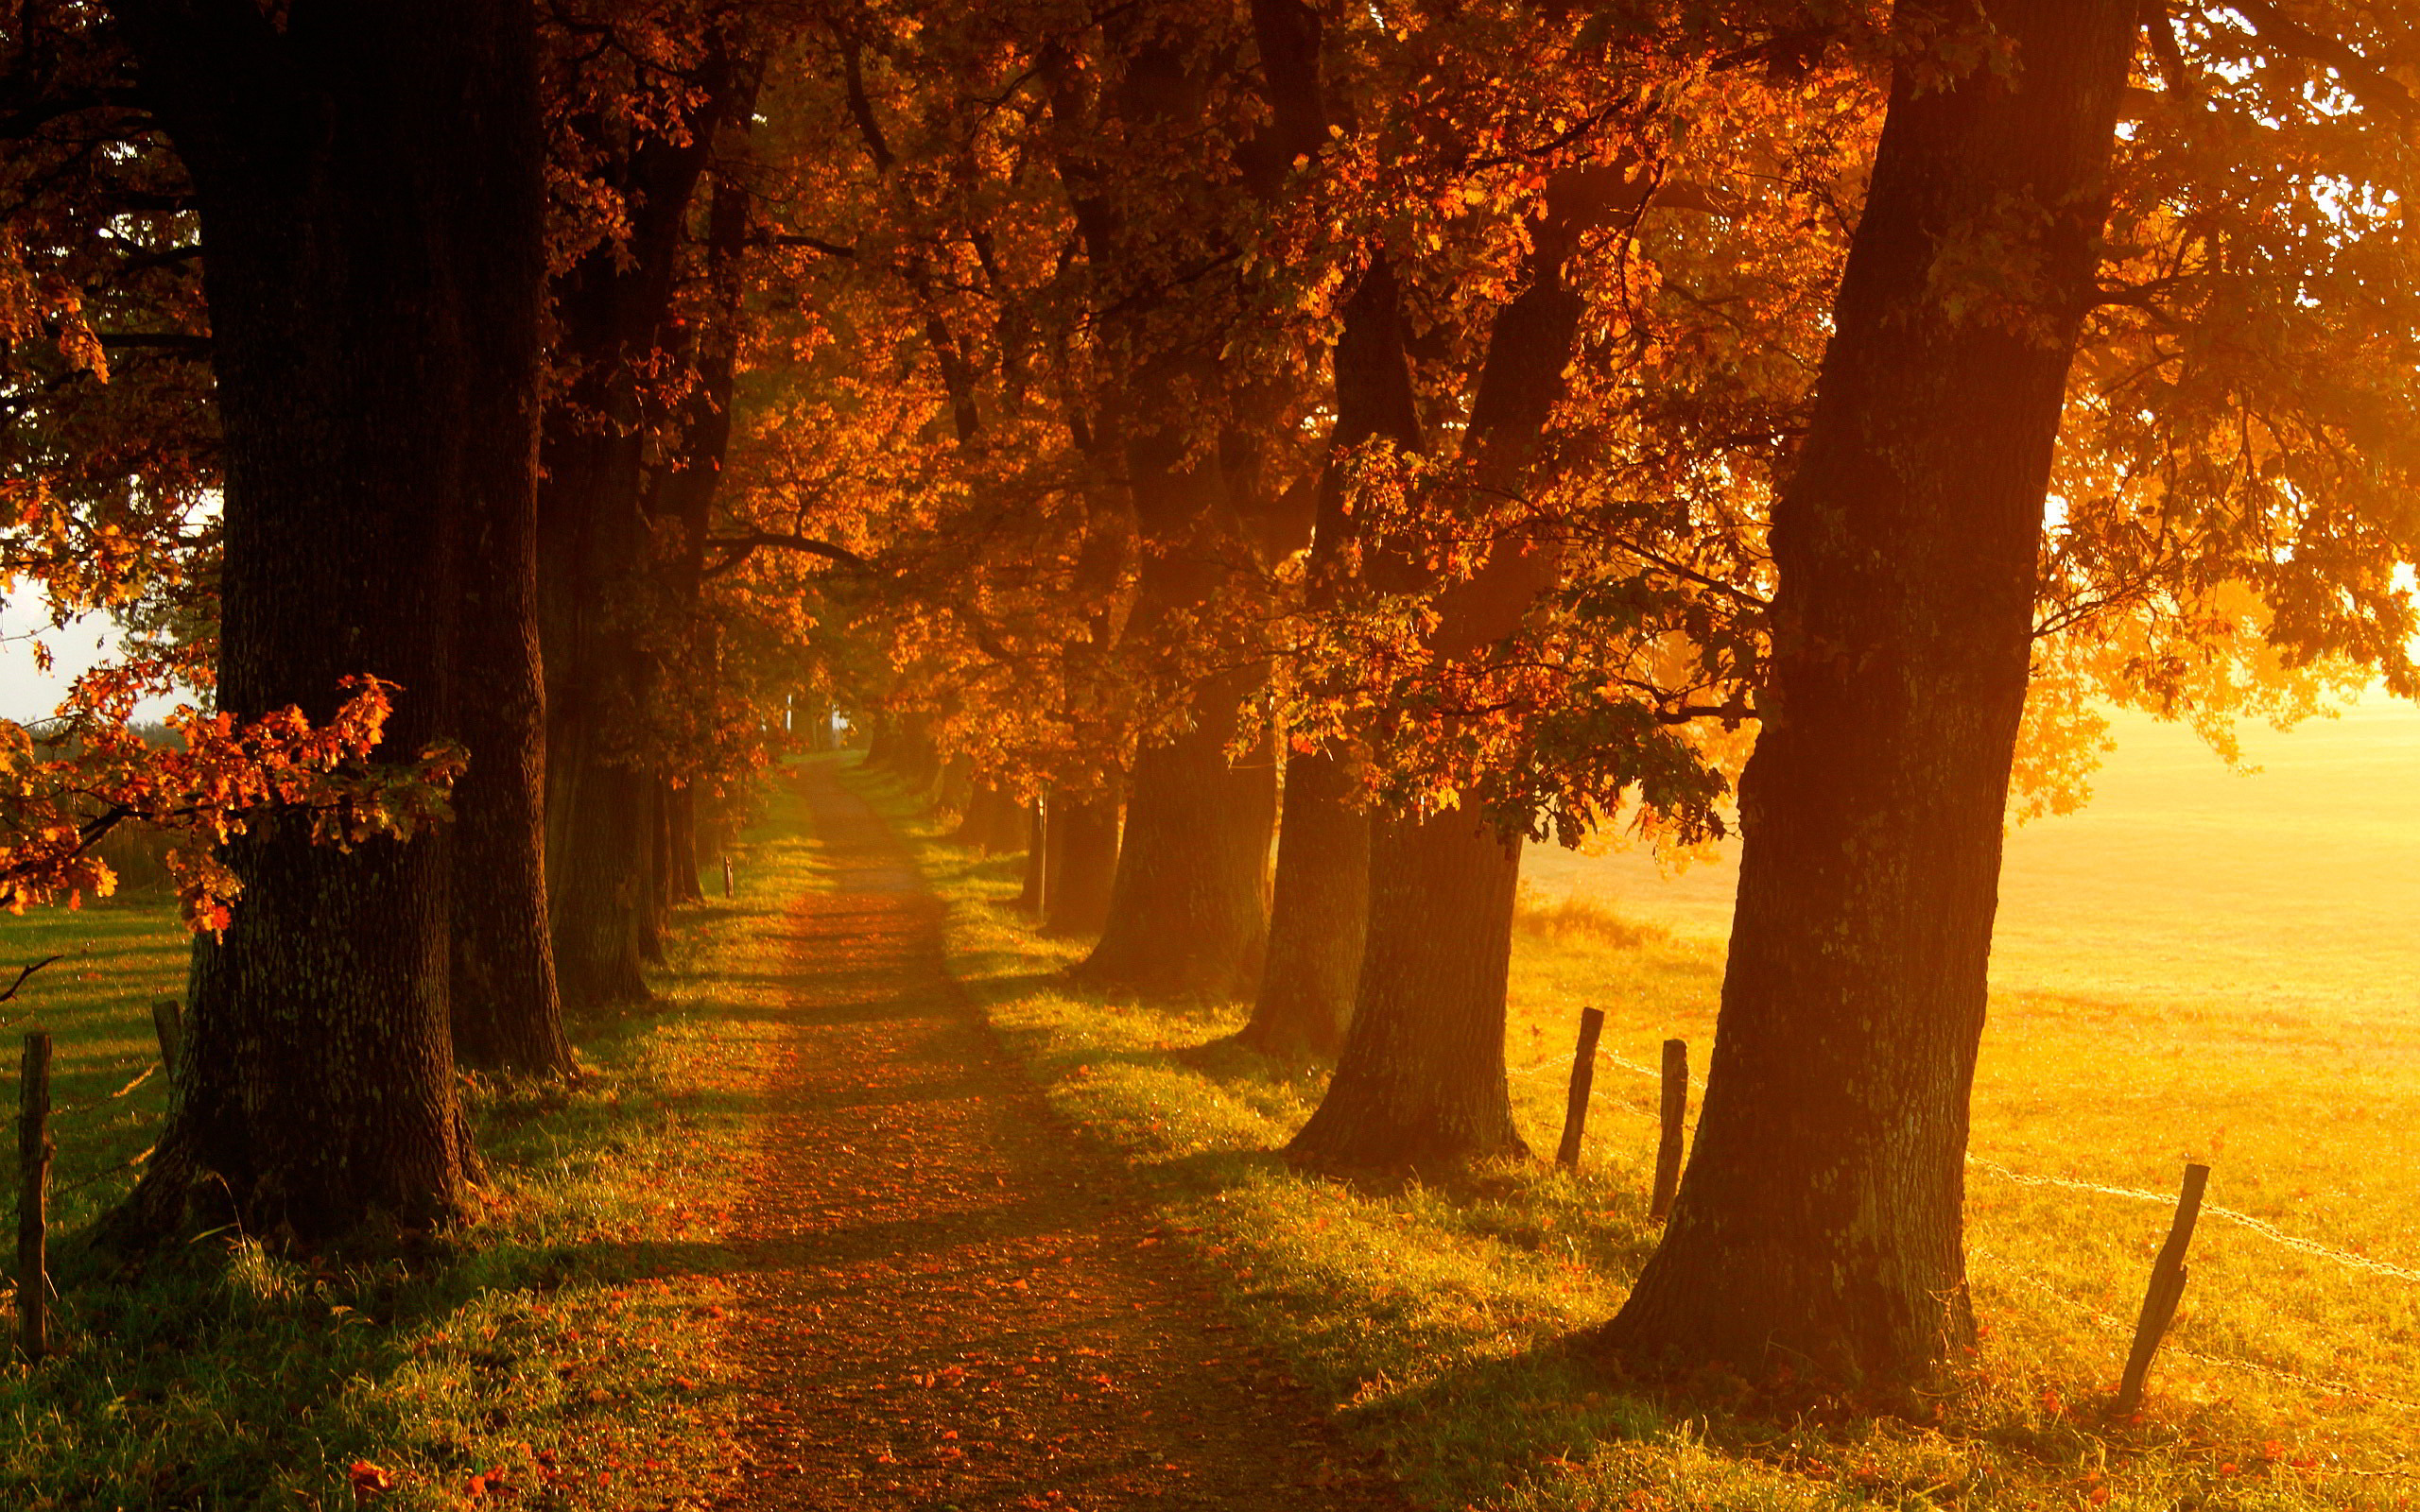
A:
[873,699,2420,1511]
[2,713,2414,1508]
[0,788,826,1509]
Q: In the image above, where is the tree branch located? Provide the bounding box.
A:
[2231,0,2411,118]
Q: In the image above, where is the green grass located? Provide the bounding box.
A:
[0,777,831,1510]
[863,762,2420,1512]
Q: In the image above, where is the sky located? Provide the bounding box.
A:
[0,594,182,725]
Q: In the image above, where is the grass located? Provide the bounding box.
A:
[0,776,831,1510]
[861,760,2420,1512]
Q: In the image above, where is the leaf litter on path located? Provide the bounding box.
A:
[717,763,1407,1510]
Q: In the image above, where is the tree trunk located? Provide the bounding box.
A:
[1287,221,1587,1170]
[448,499,573,1073]
[1045,794,1120,936]
[645,136,750,924]
[1075,690,1275,998]
[1016,799,1046,911]
[536,92,724,1009]
[953,782,1025,853]
[938,758,976,827]
[647,780,674,943]
[862,717,898,772]
[1599,0,2137,1387]
[441,0,569,1078]
[446,395,571,1073]
[1244,255,1418,1057]
[1285,814,1527,1164]
[104,0,544,1239]
[666,782,705,905]
[1240,749,1366,1057]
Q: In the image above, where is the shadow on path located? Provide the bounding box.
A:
[721,761,1405,1510]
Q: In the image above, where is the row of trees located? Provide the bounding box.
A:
[5,0,828,1240]
[8,0,2417,1389]
[810,0,2418,1386]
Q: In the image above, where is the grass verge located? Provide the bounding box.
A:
[0,774,827,1510]
[857,762,2420,1512]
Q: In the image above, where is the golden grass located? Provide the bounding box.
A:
[878,747,2420,1512]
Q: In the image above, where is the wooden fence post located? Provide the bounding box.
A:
[2115,1161,2211,1415]
[151,999,182,1084]
[1650,1039,1688,1221]
[1554,1008,1606,1169]
[721,856,735,899]
[1033,797,1049,920]
[18,1029,52,1363]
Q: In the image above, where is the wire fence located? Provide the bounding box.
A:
[1548,1025,2420,1453]
[1563,1037,2420,1290]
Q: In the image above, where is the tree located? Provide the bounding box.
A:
[1233,0,1390,1059]
[1599,0,2144,1383]
[1283,215,1588,1168]
[538,9,747,1007]
[101,0,550,1240]
[1239,260,1412,1057]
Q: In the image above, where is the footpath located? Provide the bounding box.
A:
[719,760,1405,1510]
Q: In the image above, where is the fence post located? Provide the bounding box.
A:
[1650,1039,1688,1221]
[150,998,182,1084]
[2115,1161,2210,1415]
[1033,796,1049,920]
[720,856,735,899]
[1553,1008,1606,1169]
[18,1030,52,1363]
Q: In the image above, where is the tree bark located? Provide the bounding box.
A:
[1599,0,2137,1386]
[104,0,545,1239]
[1287,221,1587,1171]
[954,782,1027,853]
[1076,694,1274,997]
[1243,255,1420,1057]
[538,77,728,1009]
[447,376,572,1073]
[1242,747,1366,1056]
[666,782,705,905]
[645,135,751,922]
[1016,799,1045,911]
[1285,812,1527,1163]
[441,0,569,1078]
[1044,794,1120,936]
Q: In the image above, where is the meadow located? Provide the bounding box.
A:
[2,719,2413,1509]
[0,787,826,1508]
[872,699,2420,1512]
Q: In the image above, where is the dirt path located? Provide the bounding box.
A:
[720,762,1405,1510]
